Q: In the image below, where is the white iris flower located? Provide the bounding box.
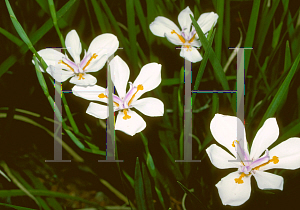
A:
[150,6,218,63]
[72,56,164,136]
[34,30,119,86]
[206,114,300,206]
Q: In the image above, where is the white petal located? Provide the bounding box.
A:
[131,97,164,117]
[164,31,185,45]
[210,114,248,158]
[178,6,193,31]
[65,30,82,64]
[69,74,97,86]
[216,171,251,206]
[84,54,108,73]
[253,171,283,190]
[189,39,201,48]
[109,56,130,98]
[86,102,109,119]
[34,49,65,72]
[88,33,119,57]
[46,65,74,82]
[179,47,202,63]
[115,110,146,136]
[259,137,300,171]
[132,63,162,100]
[206,144,241,169]
[197,12,219,34]
[72,85,108,104]
[250,118,279,160]
[150,16,181,37]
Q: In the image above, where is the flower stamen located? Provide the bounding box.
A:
[188,33,196,43]
[59,60,74,72]
[98,93,120,107]
[171,30,186,43]
[123,109,131,120]
[128,84,143,106]
[253,156,279,171]
[82,53,98,70]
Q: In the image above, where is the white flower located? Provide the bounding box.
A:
[150,6,218,63]
[72,55,164,136]
[34,30,119,86]
[206,114,300,206]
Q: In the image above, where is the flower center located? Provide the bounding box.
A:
[97,84,144,120]
[58,53,98,80]
[232,141,280,184]
[171,30,197,51]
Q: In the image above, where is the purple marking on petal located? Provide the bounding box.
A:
[124,86,137,105]
[80,53,91,69]
[181,31,186,40]
[62,58,78,73]
[113,95,123,106]
[249,150,270,169]
[234,140,251,165]
[239,165,252,174]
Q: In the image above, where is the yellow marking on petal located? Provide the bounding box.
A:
[123,109,131,120]
[232,140,239,147]
[183,45,192,51]
[78,73,85,80]
[171,30,185,43]
[98,93,119,107]
[82,53,98,70]
[128,84,144,106]
[234,172,250,184]
[253,156,279,171]
[58,60,74,72]
[98,93,107,98]
[234,173,246,184]
[188,33,196,43]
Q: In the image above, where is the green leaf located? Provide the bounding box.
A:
[100,0,130,56]
[5,0,35,53]
[190,15,231,103]
[0,27,23,46]
[258,52,300,128]
[244,0,260,75]
[91,0,107,32]
[215,0,224,61]
[192,29,216,107]
[272,21,283,49]
[65,129,85,150]
[284,40,292,72]
[33,55,48,95]
[0,203,36,210]
[134,157,147,210]
[141,161,155,210]
[177,181,208,210]
[134,0,148,43]
[126,0,138,73]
